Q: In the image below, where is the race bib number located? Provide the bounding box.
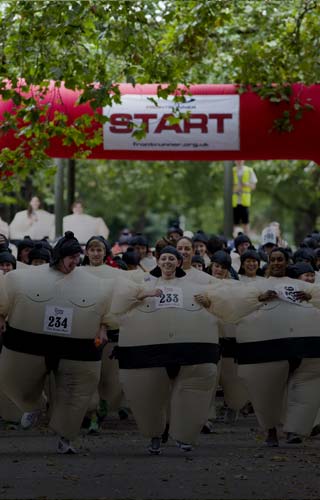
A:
[43,305,73,335]
[276,285,301,305]
[155,287,183,309]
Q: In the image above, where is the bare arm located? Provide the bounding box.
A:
[137,288,163,301]
[194,293,211,309]
[94,323,108,347]
[258,290,278,302]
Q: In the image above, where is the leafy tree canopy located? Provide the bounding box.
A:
[0,0,319,177]
[1,0,320,244]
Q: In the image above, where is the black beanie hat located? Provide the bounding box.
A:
[129,234,148,248]
[211,250,232,270]
[167,225,183,237]
[293,248,316,269]
[234,234,251,250]
[191,255,205,268]
[0,243,9,253]
[50,231,82,267]
[17,236,34,251]
[40,238,53,254]
[122,248,141,267]
[0,251,16,269]
[159,245,183,260]
[240,249,261,264]
[193,231,209,245]
[29,243,51,264]
[287,263,315,279]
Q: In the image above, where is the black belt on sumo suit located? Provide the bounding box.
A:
[236,337,320,368]
[113,342,221,379]
[2,325,119,372]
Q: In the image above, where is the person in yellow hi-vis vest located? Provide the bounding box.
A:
[232,160,257,235]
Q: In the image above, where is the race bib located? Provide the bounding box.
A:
[155,287,183,309]
[275,285,301,305]
[43,305,73,335]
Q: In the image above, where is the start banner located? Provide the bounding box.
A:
[0,83,320,162]
[103,95,240,152]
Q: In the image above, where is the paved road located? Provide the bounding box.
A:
[0,415,319,499]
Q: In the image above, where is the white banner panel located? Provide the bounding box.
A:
[103,95,239,151]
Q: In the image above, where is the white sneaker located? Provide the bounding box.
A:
[20,410,41,430]
[57,436,77,454]
[176,440,193,452]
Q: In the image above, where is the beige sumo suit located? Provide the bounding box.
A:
[0,273,22,423]
[207,278,320,436]
[111,275,222,446]
[82,264,126,413]
[0,264,113,440]
[9,209,55,240]
[63,214,109,244]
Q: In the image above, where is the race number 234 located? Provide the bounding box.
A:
[43,305,73,335]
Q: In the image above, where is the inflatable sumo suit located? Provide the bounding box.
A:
[0,273,23,423]
[124,266,219,422]
[0,264,114,440]
[183,266,219,285]
[83,264,126,413]
[207,278,320,436]
[207,279,248,420]
[216,320,248,413]
[111,274,223,445]
[9,209,55,240]
[63,213,109,244]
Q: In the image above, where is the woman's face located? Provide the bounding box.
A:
[0,262,14,273]
[243,258,259,277]
[237,241,250,255]
[211,262,228,280]
[19,247,32,264]
[176,238,194,269]
[86,243,106,267]
[192,262,204,272]
[194,242,207,257]
[133,245,147,259]
[158,253,179,279]
[268,251,287,277]
[298,272,315,284]
[30,197,40,211]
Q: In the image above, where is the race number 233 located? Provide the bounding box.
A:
[155,287,183,309]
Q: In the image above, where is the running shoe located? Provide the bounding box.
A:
[118,408,129,420]
[88,417,100,435]
[176,440,193,452]
[148,437,161,455]
[20,409,41,430]
[286,432,302,444]
[57,436,77,454]
[201,420,215,434]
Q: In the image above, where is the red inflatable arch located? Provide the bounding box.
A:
[0,83,320,163]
